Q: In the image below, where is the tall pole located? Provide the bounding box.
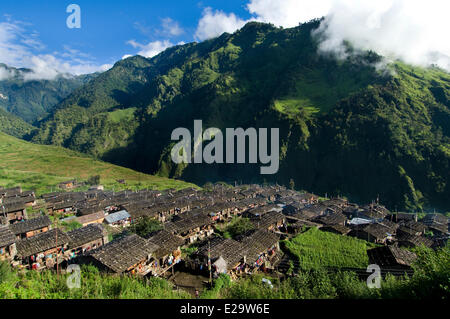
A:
[55,218,59,278]
[208,240,212,285]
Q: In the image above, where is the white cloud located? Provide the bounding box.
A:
[0,65,15,80]
[194,7,248,41]
[0,18,111,80]
[127,39,173,58]
[247,0,332,27]
[161,18,184,37]
[316,0,450,71]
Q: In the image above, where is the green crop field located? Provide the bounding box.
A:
[0,133,198,194]
[283,227,376,270]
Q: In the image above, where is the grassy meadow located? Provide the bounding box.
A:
[0,132,197,194]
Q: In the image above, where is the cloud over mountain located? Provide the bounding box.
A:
[194,0,450,71]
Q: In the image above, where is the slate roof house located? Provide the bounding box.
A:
[190,230,280,279]
[9,215,52,239]
[146,230,184,276]
[15,229,70,270]
[164,209,215,244]
[76,211,105,227]
[1,202,27,224]
[250,211,286,232]
[85,234,159,275]
[397,233,434,249]
[0,225,16,261]
[66,224,106,259]
[421,214,448,236]
[367,245,417,271]
[349,223,395,244]
[104,210,131,226]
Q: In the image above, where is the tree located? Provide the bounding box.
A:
[130,216,162,237]
[87,175,101,186]
[289,179,295,190]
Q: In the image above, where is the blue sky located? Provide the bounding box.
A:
[0,0,254,75]
[1,1,449,78]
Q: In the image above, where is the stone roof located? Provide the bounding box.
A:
[16,229,70,258]
[76,211,105,225]
[67,224,104,249]
[2,202,26,214]
[147,230,184,259]
[9,215,51,235]
[88,234,159,273]
[250,211,285,229]
[0,225,15,247]
[321,224,351,235]
[397,233,434,248]
[367,245,417,268]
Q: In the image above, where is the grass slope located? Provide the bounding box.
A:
[0,133,197,194]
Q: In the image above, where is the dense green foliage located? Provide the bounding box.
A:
[129,216,163,237]
[31,21,450,211]
[0,107,36,138]
[0,64,95,123]
[216,217,255,239]
[0,264,190,299]
[283,227,372,270]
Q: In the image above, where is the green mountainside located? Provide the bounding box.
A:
[0,107,36,138]
[30,20,450,211]
[0,64,96,123]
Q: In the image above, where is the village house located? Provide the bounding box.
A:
[396,220,427,237]
[357,204,391,221]
[15,229,70,270]
[146,230,184,276]
[0,225,16,261]
[190,230,280,279]
[288,219,323,234]
[190,237,247,278]
[420,214,449,236]
[397,233,433,249]
[1,202,27,224]
[66,224,107,260]
[250,210,286,232]
[320,224,351,236]
[2,191,36,207]
[75,211,105,227]
[9,215,52,239]
[238,229,280,273]
[58,180,77,190]
[164,209,215,244]
[47,201,77,215]
[104,210,131,227]
[349,223,395,244]
[367,245,417,271]
[0,187,22,198]
[85,234,159,275]
[386,212,418,223]
[313,211,348,227]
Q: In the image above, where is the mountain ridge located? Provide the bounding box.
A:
[28,20,450,211]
